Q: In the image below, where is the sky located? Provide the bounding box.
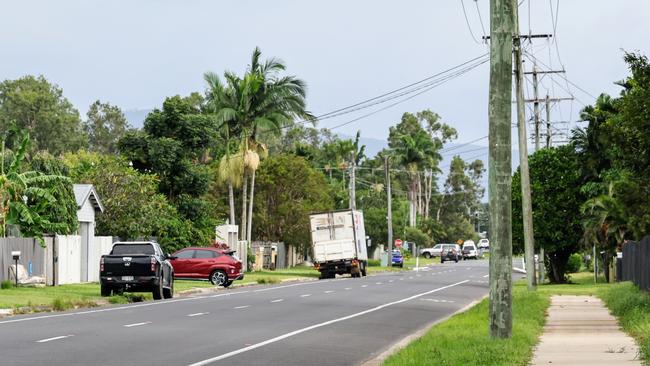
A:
[2,0,649,152]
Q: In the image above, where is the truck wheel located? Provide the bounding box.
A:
[329,272,336,279]
[163,278,174,299]
[152,280,163,300]
[423,252,431,259]
[210,270,227,286]
[100,284,112,297]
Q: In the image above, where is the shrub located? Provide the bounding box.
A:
[52,298,72,311]
[566,253,582,273]
[257,277,280,285]
[1,280,13,289]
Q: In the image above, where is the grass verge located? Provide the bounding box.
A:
[599,281,650,362]
[383,282,549,366]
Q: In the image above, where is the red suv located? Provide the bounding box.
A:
[170,247,244,287]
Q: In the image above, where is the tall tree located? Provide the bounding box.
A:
[0,75,85,154]
[84,100,131,154]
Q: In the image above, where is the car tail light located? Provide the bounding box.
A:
[151,257,156,272]
[100,257,104,272]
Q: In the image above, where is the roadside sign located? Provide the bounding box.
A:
[456,239,464,245]
[395,239,403,247]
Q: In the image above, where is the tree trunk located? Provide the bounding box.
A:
[488,0,514,339]
[228,181,236,225]
[241,172,248,241]
[246,169,256,242]
[417,173,422,216]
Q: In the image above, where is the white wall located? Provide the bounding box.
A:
[87,236,113,282]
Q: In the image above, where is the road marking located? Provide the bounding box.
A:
[271,299,284,303]
[399,278,404,281]
[408,276,413,279]
[187,280,469,366]
[388,280,394,283]
[36,335,73,343]
[324,290,334,294]
[344,287,351,290]
[375,282,383,285]
[361,285,368,288]
[416,274,421,277]
[234,305,250,309]
[123,321,151,328]
[483,274,489,278]
[300,294,311,297]
[420,298,455,303]
[187,312,209,317]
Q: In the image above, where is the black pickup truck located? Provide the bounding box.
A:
[100,241,174,300]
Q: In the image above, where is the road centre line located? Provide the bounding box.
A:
[300,294,311,297]
[324,290,334,294]
[123,321,151,328]
[187,312,209,317]
[187,280,470,366]
[271,299,284,303]
[36,335,73,343]
[483,274,489,278]
[234,305,250,309]
[0,277,357,325]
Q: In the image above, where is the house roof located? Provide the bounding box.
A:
[73,184,104,213]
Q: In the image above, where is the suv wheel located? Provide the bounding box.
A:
[423,252,431,259]
[210,270,228,286]
[152,280,163,300]
[100,284,112,297]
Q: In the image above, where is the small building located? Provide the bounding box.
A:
[72,184,104,282]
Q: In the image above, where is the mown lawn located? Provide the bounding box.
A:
[383,272,649,366]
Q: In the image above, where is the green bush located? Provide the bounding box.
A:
[566,253,582,273]
[367,259,380,267]
[1,280,13,289]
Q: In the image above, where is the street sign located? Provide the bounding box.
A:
[394,239,403,247]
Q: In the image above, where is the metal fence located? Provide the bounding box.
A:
[621,235,650,291]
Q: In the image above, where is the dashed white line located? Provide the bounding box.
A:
[388,280,394,283]
[300,294,312,298]
[187,312,209,317]
[361,285,368,288]
[344,287,351,290]
[324,290,334,294]
[483,274,489,278]
[271,299,284,303]
[234,305,250,309]
[36,335,73,343]
[123,321,151,328]
[375,282,383,285]
[187,280,469,366]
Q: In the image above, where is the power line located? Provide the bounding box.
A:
[461,0,482,44]
[523,51,597,100]
[474,0,488,39]
[439,135,488,153]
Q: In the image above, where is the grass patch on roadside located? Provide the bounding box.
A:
[599,281,650,362]
[0,283,101,309]
[383,282,549,366]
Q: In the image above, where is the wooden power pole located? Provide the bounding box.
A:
[488,0,514,338]
[349,160,356,210]
[513,1,536,291]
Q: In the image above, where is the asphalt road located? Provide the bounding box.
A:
[0,259,523,366]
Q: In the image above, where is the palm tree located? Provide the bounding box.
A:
[393,130,437,226]
[205,47,313,242]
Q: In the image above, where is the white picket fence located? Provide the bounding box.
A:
[51,235,114,285]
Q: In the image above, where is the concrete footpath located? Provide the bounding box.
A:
[532,295,641,365]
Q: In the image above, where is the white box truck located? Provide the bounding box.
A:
[309,209,368,279]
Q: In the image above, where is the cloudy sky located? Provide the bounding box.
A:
[2,0,649,150]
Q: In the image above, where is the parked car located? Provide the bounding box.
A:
[441,244,462,263]
[462,243,479,259]
[169,246,244,287]
[100,241,174,300]
[478,238,490,249]
[391,250,404,268]
[421,244,459,259]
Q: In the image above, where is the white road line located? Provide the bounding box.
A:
[483,274,489,278]
[234,305,250,309]
[36,335,73,343]
[324,290,334,294]
[300,294,312,297]
[344,288,351,290]
[375,282,383,285]
[361,285,368,288]
[388,280,394,283]
[271,299,284,303]
[187,312,209,317]
[187,280,469,366]
[123,321,151,328]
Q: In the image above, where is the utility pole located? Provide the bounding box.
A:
[532,66,541,151]
[513,1,536,291]
[384,156,393,265]
[488,0,514,339]
[545,94,552,148]
[349,160,356,210]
